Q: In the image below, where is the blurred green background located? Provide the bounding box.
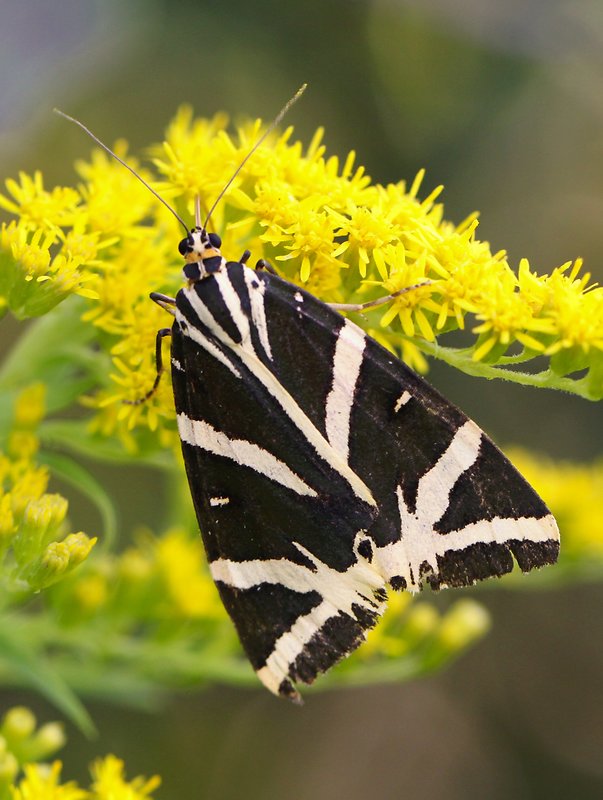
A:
[1,0,602,797]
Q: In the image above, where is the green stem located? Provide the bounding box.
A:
[415,340,594,399]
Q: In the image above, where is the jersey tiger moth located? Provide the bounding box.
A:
[56,93,560,702]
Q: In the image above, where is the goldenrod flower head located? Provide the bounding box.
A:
[0,747,19,786]
[3,708,36,742]
[435,598,491,651]
[25,533,98,591]
[0,219,98,317]
[2,105,599,439]
[75,144,157,235]
[0,172,80,229]
[13,384,46,429]
[155,529,223,619]
[89,755,160,800]
[2,706,159,800]
[1,388,96,591]
[11,761,87,800]
[1,707,66,770]
[0,494,16,543]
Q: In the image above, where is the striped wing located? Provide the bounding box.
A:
[171,261,559,700]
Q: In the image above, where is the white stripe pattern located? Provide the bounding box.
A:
[256,601,335,695]
[211,541,386,694]
[175,307,241,378]
[177,413,317,497]
[394,391,412,412]
[374,420,559,588]
[214,269,251,344]
[325,319,366,462]
[209,497,230,507]
[243,269,273,360]
[182,278,377,507]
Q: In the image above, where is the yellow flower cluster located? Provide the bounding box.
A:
[55,527,225,624]
[509,449,603,560]
[0,705,159,800]
[0,105,600,445]
[0,386,96,592]
[0,174,103,319]
[342,593,490,681]
[12,756,159,800]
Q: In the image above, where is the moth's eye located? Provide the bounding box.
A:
[178,237,193,256]
[208,232,222,249]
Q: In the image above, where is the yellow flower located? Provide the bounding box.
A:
[3,102,600,441]
[274,207,341,283]
[1,387,96,590]
[0,172,80,230]
[155,529,224,619]
[0,220,99,316]
[11,761,87,800]
[75,145,157,235]
[509,450,603,558]
[72,573,109,612]
[89,755,160,800]
[152,105,233,201]
[329,202,401,278]
[544,261,603,355]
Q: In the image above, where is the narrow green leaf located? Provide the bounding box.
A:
[0,619,95,736]
[39,419,175,469]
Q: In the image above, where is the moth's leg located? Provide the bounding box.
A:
[150,292,177,316]
[239,250,251,265]
[328,281,432,313]
[124,328,172,405]
[255,258,278,275]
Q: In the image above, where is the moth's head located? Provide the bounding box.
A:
[178,226,224,282]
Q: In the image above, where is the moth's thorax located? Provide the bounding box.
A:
[175,263,245,343]
[178,226,225,283]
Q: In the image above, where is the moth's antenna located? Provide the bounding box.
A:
[202,83,307,231]
[194,195,202,229]
[53,108,190,236]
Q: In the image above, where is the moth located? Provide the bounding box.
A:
[57,93,559,702]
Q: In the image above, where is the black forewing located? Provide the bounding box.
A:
[171,263,558,689]
[236,269,559,587]
[171,316,374,569]
[171,272,382,681]
[349,337,559,586]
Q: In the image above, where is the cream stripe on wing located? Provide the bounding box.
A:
[376,490,559,590]
[255,600,335,695]
[183,284,376,507]
[414,420,483,526]
[325,319,366,463]
[175,307,241,378]
[243,269,273,360]
[214,269,251,344]
[177,414,317,497]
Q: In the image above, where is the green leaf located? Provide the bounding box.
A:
[0,616,95,736]
[39,419,175,469]
[0,298,104,418]
[586,351,603,401]
[550,345,590,377]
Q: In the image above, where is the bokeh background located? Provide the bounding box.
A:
[1,0,602,797]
